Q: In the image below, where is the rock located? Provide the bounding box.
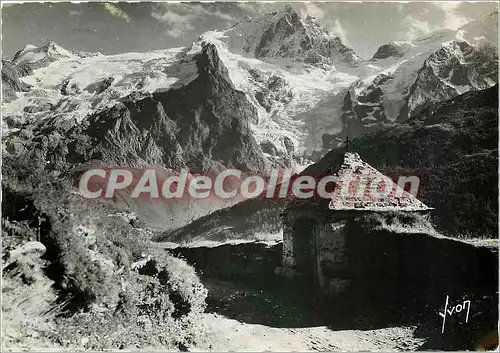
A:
[260,141,280,156]
[60,78,81,95]
[255,91,272,112]
[84,76,114,94]
[371,42,411,60]
[76,225,96,249]
[1,60,31,103]
[131,256,158,276]
[283,137,295,155]
[5,242,47,285]
[9,241,46,260]
[23,103,53,114]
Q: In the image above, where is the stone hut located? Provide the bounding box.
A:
[279,152,432,296]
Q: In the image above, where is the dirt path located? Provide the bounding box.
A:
[168,242,498,351]
[169,242,424,351]
[199,313,424,352]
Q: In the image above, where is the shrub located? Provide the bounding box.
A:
[2,165,208,350]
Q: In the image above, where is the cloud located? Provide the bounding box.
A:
[103,3,131,23]
[299,3,325,20]
[433,2,469,29]
[208,9,235,22]
[151,10,195,38]
[454,2,498,20]
[151,3,237,38]
[330,19,350,46]
[402,16,433,40]
[231,3,281,16]
[399,2,476,41]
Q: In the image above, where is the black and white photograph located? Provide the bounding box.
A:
[1,1,499,351]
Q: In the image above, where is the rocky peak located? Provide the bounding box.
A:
[3,42,76,103]
[9,41,75,80]
[371,42,414,60]
[228,5,360,66]
[304,13,318,25]
[195,43,231,82]
[273,4,302,25]
[253,6,305,58]
[41,41,70,57]
[12,41,73,65]
[397,38,498,121]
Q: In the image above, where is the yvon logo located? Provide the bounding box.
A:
[438,295,472,333]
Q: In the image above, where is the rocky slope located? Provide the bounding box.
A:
[162,85,498,242]
[3,42,272,229]
[2,60,32,103]
[4,43,266,173]
[224,4,361,66]
[1,175,210,350]
[327,12,498,147]
[316,85,498,237]
[2,6,498,231]
[4,8,497,162]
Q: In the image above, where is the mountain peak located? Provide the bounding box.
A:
[371,41,415,60]
[223,5,360,67]
[281,3,297,15]
[12,41,74,65]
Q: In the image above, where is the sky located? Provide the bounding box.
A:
[2,1,498,59]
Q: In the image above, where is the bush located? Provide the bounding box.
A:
[2,166,208,350]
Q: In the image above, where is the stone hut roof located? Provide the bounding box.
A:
[284,152,431,217]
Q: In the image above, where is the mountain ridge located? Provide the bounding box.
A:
[2,6,498,231]
[158,85,498,243]
[4,9,497,160]
[325,12,498,148]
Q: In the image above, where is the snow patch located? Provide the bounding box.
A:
[3,47,199,129]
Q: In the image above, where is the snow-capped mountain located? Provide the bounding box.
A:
[2,6,498,230]
[3,42,272,229]
[2,7,498,169]
[329,11,498,146]
[192,5,367,159]
[12,41,76,66]
[4,42,268,172]
[2,5,364,165]
[221,4,361,66]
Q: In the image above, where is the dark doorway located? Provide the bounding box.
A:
[292,218,318,282]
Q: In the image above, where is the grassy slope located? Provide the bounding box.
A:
[155,197,287,244]
[159,85,498,243]
[2,170,210,350]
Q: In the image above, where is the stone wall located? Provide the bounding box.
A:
[281,214,353,294]
[282,221,295,268]
[280,210,498,332]
[316,221,351,294]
